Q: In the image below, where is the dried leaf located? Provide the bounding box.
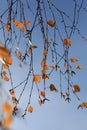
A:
[2,63,9,69]
[28,106,33,113]
[0,46,10,58]
[12,96,19,104]
[33,75,41,83]
[2,102,13,115]
[17,51,22,57]
[4,76,10,81]
[49,84,58,92]
[43,49,48,56]
[63,38,71,46]
[70,57,78,63]
[73,85,80,92]
[76,65,82,70]
[26,20,31,26]
[47,20,56,27]
[81,102,87,108]
[5,23,11,32]
[5,57,12,65]
[3,116,12,129]
[9,89,15,95]
[40,91,45,98]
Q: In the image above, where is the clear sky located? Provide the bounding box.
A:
[0,0,87,130]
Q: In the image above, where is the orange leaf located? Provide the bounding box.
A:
[5,57,12,65]
[47,20,56,27]
[28,106,33,113]
[40,91,45,98]
[75,65,82,70]
[9,89,15,95]
[12,96,19,104]
[49,84,58,92]
[4,76,10,81]
[73,85,80,92]
[26,20,31,26]
[63,38,71,46]
[81,102,87,108]
[43,49,48,56]
[2,102,13,115]
[70,57,78,63]
[0,46,10,58]
[5,24,11,32]
[33,75,41,83]
[2,63,9,69]
[41,58,46,68]
[17,51,22,57]
[3,116,12,129]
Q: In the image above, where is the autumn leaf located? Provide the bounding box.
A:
[43,49,48,56]
[73,85,80,92]
[12,96,19,104]
[2,116,12,129]
[28,106,33,113]
[81,102,87,108]
[75,65,82,70]
[49,84,58,92]
[17,51,22,57]
[2,102,13,115]
[63,38,71,47]
[26,20,31,26]
[40,91,46,98]
[0,46,10,58]
[4,76,10,81]
[33,75,41,83]
[5,57,12,65]
[47,20,56,27]
[70,57,78,63]
[9,89,15,95]
[5,23,11,32]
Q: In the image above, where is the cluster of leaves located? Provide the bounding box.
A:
[0,0,87,126]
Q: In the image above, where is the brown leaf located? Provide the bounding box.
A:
[49,84,58,92]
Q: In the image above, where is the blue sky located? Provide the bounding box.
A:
[0,0,87,130]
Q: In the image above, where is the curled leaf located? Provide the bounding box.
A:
[49,84,58,92]
[76,65,82,70]
[28,106,33,113]
[81,102,87,108]
[63,38,71,46]
[40,91,46,98]
[70,57,78,63]
[73,85,80,92]
[47,20,56,27]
